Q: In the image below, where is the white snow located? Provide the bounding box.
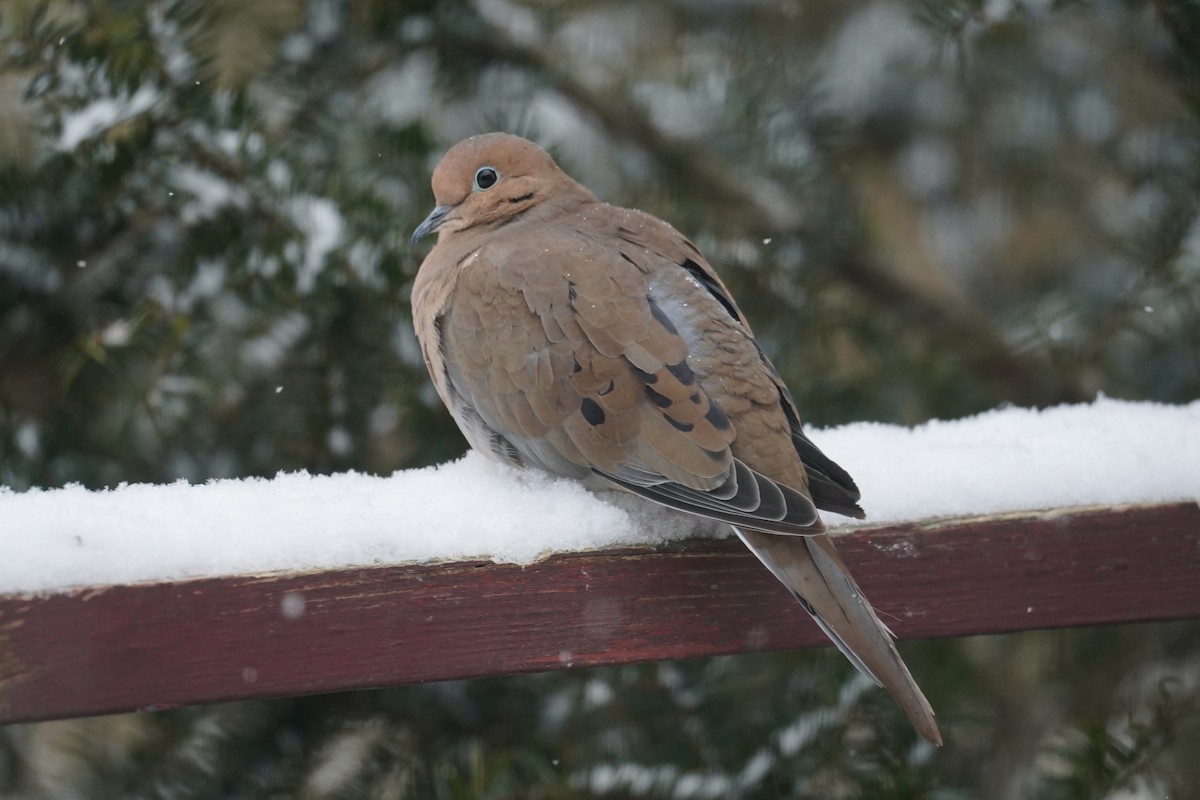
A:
[820,398,1200,524]
[170,165,250,225]
[286,195,345,293]
[1,397,1197,595]
[58,83,160,151]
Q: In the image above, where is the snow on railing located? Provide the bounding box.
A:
[2,399,1198,723]
[1,502,1197,724]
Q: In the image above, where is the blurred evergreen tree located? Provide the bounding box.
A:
[2,0,1198,797]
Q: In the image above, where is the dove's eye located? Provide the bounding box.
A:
[473,167,499,191]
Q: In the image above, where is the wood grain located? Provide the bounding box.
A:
[1,502,1197,725]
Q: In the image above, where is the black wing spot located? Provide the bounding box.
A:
[681,258,741,322]
[646,296,679,335]
[630,364,658,384]
[705,401,732,431]
[572,358,582,374]
[664,414,694,433]
[666,360,695,386]
[689,392,701,404]
[645,385,673,408]
[567,281,578,303]
[581,398,606,426]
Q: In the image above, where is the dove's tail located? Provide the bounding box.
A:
[735,527,942,746]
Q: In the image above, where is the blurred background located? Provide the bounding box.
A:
[1,0,1198,797]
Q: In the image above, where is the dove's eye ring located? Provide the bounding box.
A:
[473,167,499,191]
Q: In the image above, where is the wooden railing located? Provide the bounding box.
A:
[1,502,1197,725]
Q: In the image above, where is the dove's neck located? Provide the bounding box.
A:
[520,178,598,225]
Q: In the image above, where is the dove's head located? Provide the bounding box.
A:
[411,133,587,245]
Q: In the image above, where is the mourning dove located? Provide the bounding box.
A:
[411,133,941,745]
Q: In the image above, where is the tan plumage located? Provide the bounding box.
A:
[411,133,941,745]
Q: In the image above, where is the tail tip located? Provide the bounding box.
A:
[915,715,943,747]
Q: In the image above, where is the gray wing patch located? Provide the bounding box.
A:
[594,457,821,535]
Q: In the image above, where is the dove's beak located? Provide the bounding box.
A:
[411,204,454,245]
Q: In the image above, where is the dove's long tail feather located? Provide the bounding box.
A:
[735,527,942,746]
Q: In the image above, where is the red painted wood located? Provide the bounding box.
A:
[1,502,1197,725]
